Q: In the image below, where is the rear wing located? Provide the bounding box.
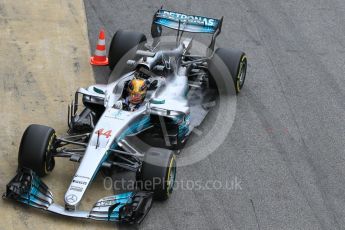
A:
[152,9,223,34]
[151,9,223,51]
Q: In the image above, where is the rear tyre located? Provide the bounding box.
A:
[18,124,56,177]
[209,48,247,94]
[108,30,147,71]
[137,149,176,201]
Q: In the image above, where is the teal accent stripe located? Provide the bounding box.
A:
[178,114,190,138]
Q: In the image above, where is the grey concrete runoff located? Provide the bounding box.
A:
[85,0,345,229]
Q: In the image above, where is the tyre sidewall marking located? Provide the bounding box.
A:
[166,154,176,196]
[236,55,247,92]
[44,132,55,174]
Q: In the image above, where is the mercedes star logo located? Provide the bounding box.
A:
[66,194,78,203]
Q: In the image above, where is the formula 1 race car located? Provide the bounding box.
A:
[3,9,247,224]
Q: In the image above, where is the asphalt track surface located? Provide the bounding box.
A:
[84,1,345,229]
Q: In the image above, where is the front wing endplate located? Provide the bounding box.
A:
[3,168,153,224]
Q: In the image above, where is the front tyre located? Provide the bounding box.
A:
[137,149,177,201]
[18,124,56,177]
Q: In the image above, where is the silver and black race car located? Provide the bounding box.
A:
[3,9,247,224]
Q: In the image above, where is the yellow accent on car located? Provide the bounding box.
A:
[44,133,55,174]
[236,55,247,93]
[166,155,176,196]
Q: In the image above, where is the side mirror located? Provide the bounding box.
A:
[77,88,105,99]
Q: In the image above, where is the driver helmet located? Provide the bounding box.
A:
[128,78,147,104]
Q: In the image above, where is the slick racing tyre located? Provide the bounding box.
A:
[108,30,147,71]
[18,124,56,177]
[137,148,177,201]
[209,48,247,94]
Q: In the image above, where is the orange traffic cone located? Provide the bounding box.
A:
[90,29,109,66]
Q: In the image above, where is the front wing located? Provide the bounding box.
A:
[3,168,153,224]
